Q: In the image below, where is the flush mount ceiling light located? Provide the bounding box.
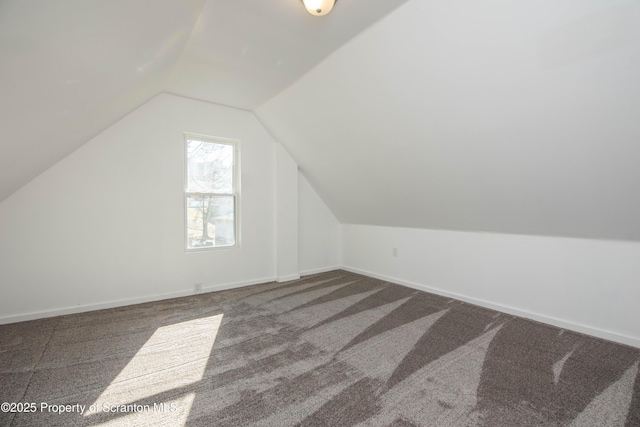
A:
[301,0,336,16]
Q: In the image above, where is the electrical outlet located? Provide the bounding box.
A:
[392,247,398,257]
[194,283,202,294]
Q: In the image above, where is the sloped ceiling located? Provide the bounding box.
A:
[2,0,640,241]
[0,0,408,202]
[0,0,205,202]
[164,0,411,109]
[256,0,640,241]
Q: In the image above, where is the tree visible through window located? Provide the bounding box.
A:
[185,135,238,249]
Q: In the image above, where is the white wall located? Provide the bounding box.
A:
[298,172,341,275]
[342,224,640,348]
[0,93,277,322]
[275,143,299,282]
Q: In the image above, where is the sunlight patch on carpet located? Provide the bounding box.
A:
[85,314,223,424]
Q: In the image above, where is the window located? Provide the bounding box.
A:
[185,134,238,250]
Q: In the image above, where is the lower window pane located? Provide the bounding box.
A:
[186,195,235,249]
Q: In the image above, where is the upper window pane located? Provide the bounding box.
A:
[186,139,234,193]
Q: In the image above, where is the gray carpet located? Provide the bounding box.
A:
[1,270,639,426]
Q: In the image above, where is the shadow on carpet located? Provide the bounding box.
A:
[1,270,639,426]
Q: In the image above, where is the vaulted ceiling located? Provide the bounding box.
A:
[2,0,640,241]
[258,0,640,241]
[0,0,408,202]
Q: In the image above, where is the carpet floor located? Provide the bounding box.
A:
[1,270,639,426]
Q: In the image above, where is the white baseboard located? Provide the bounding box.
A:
[5,264,638,350]
[276,274,301,283]
[202,276,276,293]
[0,275,277,325]
[341,265,640,349]
[299,265,341,276]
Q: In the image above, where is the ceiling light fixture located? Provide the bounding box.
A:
[301,0,336,16]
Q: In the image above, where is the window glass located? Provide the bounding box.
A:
[185,136,237,250]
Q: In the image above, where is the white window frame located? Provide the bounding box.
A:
[184,133,240,251]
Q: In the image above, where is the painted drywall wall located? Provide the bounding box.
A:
[0,93,277,322]
[275,143,299,282]
[256,0,640,241]
[298,172,341,275]
[342,224,640,348]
